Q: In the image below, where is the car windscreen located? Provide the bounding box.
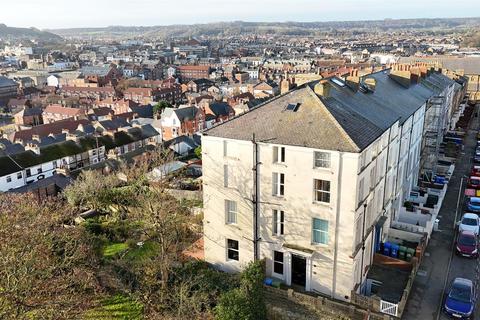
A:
[459,234,476,246]
[462,218,478,226]
[449,283,471,303]
[471,199,480,205]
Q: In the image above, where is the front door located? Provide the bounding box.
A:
[291,254,306,287]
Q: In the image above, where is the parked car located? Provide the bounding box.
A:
[455,230,478,258]
[471,165,480,177]
[444,278,475,319]
[467,197,480,213]
[467,176,480,189]
[474,152,480,164]
[458,213,480,236]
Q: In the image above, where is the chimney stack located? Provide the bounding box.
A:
[314,80,331,98]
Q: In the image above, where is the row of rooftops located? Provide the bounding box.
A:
[0,122,159,177]
[204,69,461,153]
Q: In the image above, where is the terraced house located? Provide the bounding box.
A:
[0,123,160,192]
[201,68,460,302]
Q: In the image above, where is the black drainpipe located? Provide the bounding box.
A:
[252,133,260,261]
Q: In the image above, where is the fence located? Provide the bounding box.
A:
[264,286,391,320]
[380,300,398,317]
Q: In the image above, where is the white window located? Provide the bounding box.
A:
[227,239,239,261]
[273,251,284,275]
[359,153,366,170]
[314,179,330,203]
[6,176,11,183]
[223,164,229,187]
[370,166,376,189]
[358,178,365,206]
[312,218,329,244]
[16,172,22,179]
[273,209,284,236]
[314,151,331,168]
[272,172,285,196]
[225,200,237,224]
[273,146,285,163]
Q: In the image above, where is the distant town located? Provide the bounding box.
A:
[1,16,480,320]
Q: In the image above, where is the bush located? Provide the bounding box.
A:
[214,260,266,320]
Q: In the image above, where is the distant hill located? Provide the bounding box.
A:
[0,24,62,41]
[49,17,480,40]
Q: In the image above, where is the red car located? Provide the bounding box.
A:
[467,176,480,189]
[456,230,478,258]
[472,166,480,177]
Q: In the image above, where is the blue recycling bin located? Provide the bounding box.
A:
[391,244,400,258]
[434,176,446,184]
[264,278,273,286]
[383,242,391,256]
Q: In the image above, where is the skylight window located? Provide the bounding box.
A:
[285,103,300,112]
[331,78,345,87]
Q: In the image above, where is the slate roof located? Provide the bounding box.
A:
[0,76,18,88]
[205,70,452,153]
[399,56,480,74]
[205,85,366,152]
[208,102,233,117]
[168,106,198,122]
[9,119,90,142]
[130,104,154,118]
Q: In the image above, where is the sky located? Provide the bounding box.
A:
[1,0,479,29]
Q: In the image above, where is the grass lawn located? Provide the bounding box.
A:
[84,295,143,319]
[124,241,158,262]
[102,242,129,258]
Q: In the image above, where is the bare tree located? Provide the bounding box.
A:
[0,193,103,319]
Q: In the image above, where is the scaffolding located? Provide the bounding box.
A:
[421,95,446,180]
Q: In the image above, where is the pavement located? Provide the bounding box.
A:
[403,106,480,320]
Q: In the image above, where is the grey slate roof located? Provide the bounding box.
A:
[205,85,365,152]
[205,69,453,153]
[0,76,17,88]
[399,56,480,74]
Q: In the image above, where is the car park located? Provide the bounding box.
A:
[458,213,480,236]
[444,278,475,319]
[455,230,478,258]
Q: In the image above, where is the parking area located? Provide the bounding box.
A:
[403,104,480,320]
[439,108,480,320]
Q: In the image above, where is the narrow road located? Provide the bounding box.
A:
[439,108,480,320]
[403,104,479,320]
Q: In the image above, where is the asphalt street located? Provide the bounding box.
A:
[403,105,480,320]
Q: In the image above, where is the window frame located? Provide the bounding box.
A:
[314,151,331,168]
[273,209,285,236]
[225,200,238,225]
[6,175,11,183]
[312,218,329,245]
[314,179,330,203]
[273,146,286,163]
[226,239,239,261]
[273,250,285,277]
[223,164,229,187]
[272,172,285,196]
